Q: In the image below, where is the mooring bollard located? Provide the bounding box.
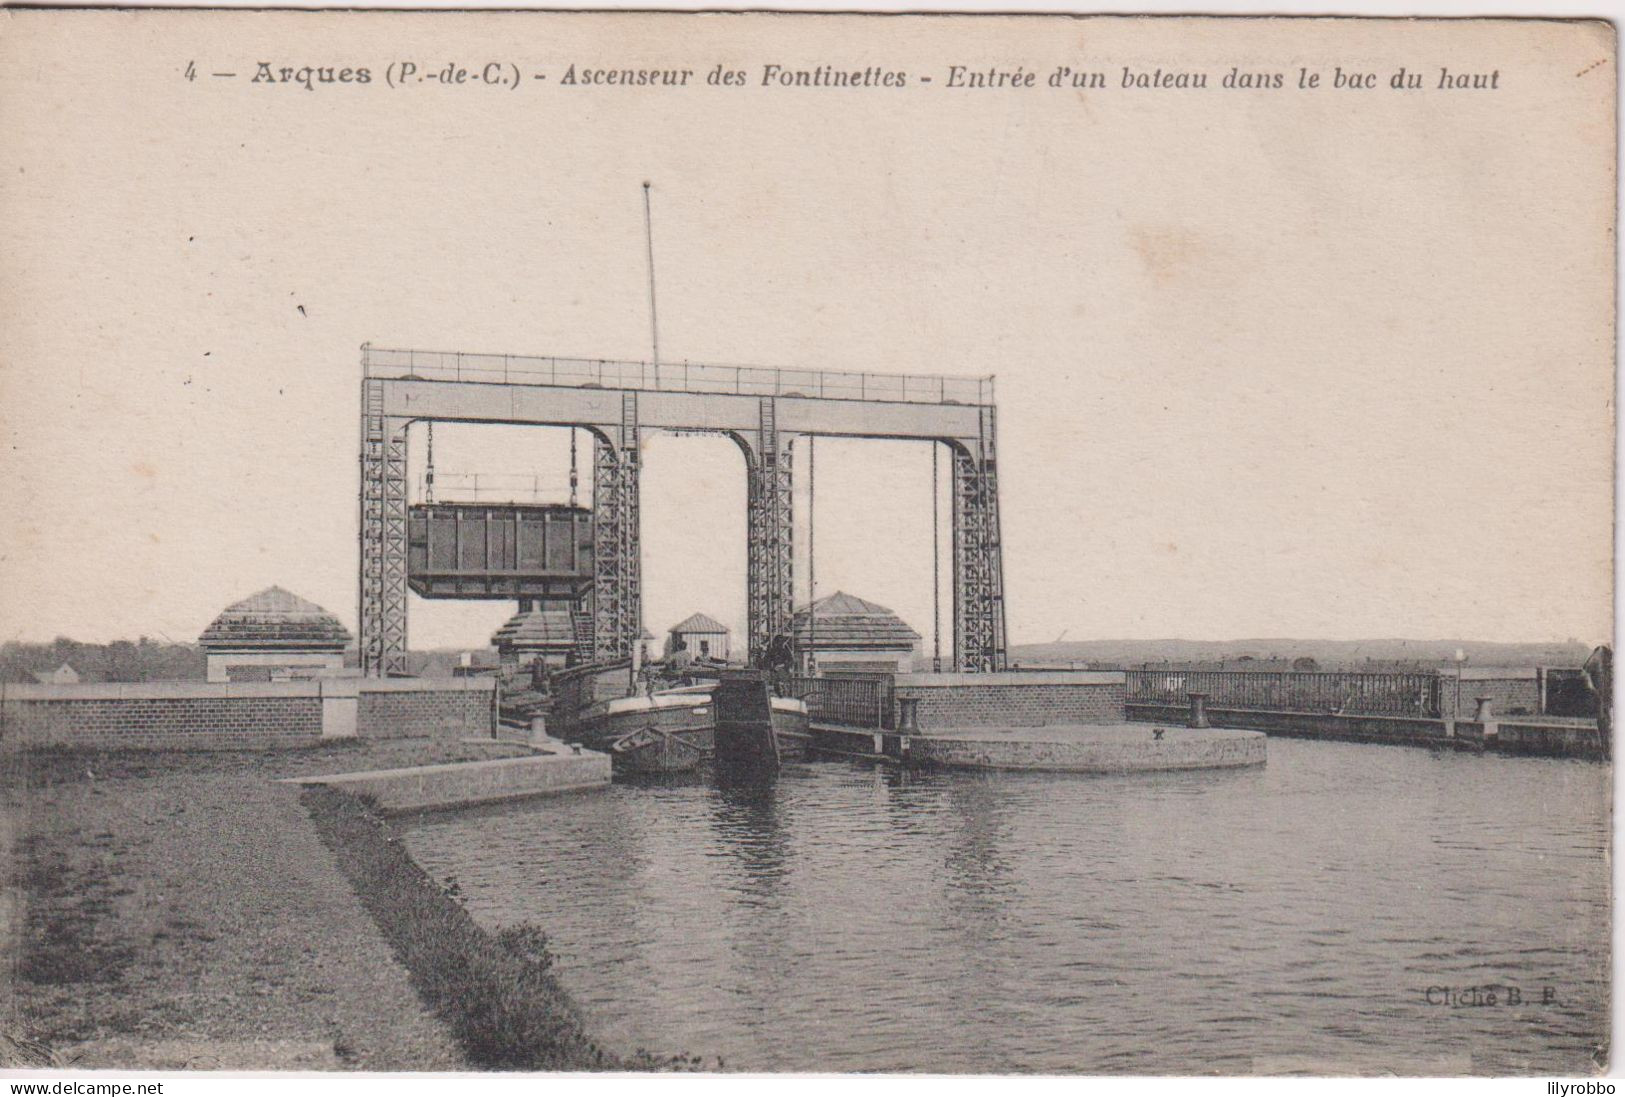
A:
[1188,691,1211,729]
[529,714,548,745]
[898,696,921,734]
[1473,696,1494,723]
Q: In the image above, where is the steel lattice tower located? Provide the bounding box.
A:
[591,394,643,661]
[745,398,795,665]
[358,375,410,676]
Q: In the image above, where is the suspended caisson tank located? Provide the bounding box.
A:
[406,503,594,600]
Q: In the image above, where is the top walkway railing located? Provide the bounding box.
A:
[362,345,995,407]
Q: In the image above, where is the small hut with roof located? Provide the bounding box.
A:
[198,586,351,682]
[666,613,731,663]
[781,591,921,675]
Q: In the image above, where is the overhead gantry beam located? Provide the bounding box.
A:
[372,377,989,451]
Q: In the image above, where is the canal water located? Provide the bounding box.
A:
[400,738,1609,1073]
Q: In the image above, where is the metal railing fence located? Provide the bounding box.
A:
[1125,669,1441,718]
[785,675,891,728]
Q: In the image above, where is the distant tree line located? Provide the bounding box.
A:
[0,637,205,683]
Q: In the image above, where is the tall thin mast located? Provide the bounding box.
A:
[642,181,661,387]
[807,436,816,675]
[568,428,578,507]
[932,442,940,672]
[425,422,435,503]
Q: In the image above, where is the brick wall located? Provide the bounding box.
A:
[1,678,496,752]
[1436,670,1542,719]
[892,672,1126,729]
[1,682,323,751]
[356,680,496,739]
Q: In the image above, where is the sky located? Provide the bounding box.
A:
[0,13,1614,651]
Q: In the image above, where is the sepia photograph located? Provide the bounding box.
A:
[0,7,1615,1084]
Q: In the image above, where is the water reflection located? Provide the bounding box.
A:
[708,779,789,886]
[404,740,1609,1074]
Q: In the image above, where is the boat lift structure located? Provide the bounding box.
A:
[358,345,1008,677]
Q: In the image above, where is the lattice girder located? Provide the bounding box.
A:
[591,395,642,661]
[950,410,1008,672]
[359,379,411,676]
[746,398,795,665]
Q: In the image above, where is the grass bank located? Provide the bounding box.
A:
[301,785,699,1071]
[3,743,465,1069]
[5,742,697,1070]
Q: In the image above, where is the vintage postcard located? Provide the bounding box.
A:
[0,9,1614,1081]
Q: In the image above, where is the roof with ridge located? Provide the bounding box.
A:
[669,612,730,635]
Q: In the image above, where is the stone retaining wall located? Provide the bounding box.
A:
[1452,718,1608,759]
[1126,702,1605,759]
[286,752,611,812]
[1126,702,1451,746]
[806,723,1266,773]
[903,728,1267,772]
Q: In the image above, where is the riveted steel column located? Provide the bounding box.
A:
[951,407,1007,673]
[592,394,642,661]
[746,398,795,665]
[359,378,410,676]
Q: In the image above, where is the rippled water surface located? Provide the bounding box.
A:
[402,739,1609,1073]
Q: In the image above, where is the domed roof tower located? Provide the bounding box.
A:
[198,586,351,682]
[780,591,921,673]
[491,607,582,668]
[199,586,351,650]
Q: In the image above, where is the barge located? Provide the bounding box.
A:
[550,662,810,774]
